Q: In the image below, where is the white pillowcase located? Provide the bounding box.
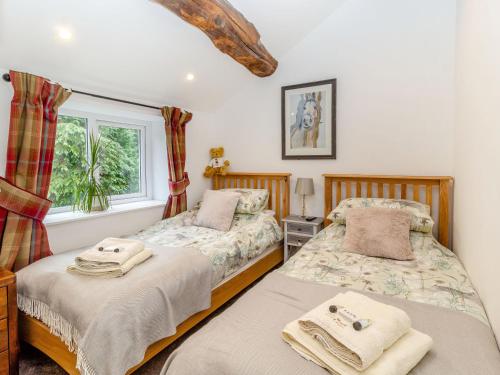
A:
[327,198,434,233]
[219,188,269,214]
[194,190,241,232]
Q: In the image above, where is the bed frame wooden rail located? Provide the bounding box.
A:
[323,174,453,248]
[19,172,290,374]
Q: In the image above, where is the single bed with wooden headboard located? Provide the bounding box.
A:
[323,174,453,247]
[19,172,290,375]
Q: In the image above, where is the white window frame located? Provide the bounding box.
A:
[49,109,153,214]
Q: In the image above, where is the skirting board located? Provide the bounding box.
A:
[19,245,284,374]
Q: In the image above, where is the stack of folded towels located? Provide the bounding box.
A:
[67,237,153,278]
[282,291,433,375]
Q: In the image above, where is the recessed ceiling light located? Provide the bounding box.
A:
[186,73,195,81]
[56,26,73,41]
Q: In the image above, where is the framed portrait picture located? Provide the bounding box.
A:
[281,79,336,159]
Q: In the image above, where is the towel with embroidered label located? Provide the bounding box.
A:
[283,320,432,375]
[75,237,144,268]
[68,248,153,278]
[297,291,413,370]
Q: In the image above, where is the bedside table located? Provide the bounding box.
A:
[0,269,18,375]
[282,215,324,261]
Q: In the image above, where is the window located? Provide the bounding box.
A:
[48,111,150,212]
[49,115,88,209]
[98,122,143,198]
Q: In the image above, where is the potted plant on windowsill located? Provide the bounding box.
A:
[74,133,110,213]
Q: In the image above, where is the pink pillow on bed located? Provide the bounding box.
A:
[343,207,415,261]
[194,190,241,232]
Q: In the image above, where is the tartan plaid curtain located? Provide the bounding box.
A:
[161,106,192,219]
[0,71,71,271]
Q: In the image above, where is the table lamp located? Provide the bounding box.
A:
[295,178,314,217]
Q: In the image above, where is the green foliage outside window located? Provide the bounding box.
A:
[49,116,87,208]
[48,116,142,209]
[99,125,141,196]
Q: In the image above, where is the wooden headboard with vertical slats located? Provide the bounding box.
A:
[323,174,454,247]
[213,172,291,227]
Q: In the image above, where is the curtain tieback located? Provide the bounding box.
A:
[168,173,190,196]
[0,177,52,222]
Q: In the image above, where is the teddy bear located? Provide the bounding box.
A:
[203,147,230,177]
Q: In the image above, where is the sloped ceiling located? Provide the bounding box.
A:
[0,0,345,112]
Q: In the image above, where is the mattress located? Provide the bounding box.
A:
[131,208,283,286]
[279,223,488,324]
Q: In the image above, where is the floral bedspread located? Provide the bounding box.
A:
[131,209,283,286]
[279,223,488,324]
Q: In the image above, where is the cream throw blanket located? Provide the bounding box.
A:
[18,244,213,375]
[75,237,144,268]
[67,248,153,278]
[283,321,432,375]
[298,291,412,370]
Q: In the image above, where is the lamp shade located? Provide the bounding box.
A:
[295,178,314,196]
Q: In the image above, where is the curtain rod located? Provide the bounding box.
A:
[2,73,162,111]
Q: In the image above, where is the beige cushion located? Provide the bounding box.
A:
[194,190,241,232]
[343,207,414,261]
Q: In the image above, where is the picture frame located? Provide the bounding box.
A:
[281,79,336,160]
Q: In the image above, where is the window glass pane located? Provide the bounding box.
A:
[49,115,88,208]
[98,124,141,196]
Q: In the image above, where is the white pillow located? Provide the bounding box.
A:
[219,188,269,214]
[327,198,434,233]
[194,190,241,231]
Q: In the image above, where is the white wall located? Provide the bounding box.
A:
[454,0,500,343]
[211,0,456,217]
[0,68,214,252]
[46,204,165,253]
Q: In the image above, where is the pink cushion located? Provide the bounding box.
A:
[343,207,414,261]
[194,190,241,232]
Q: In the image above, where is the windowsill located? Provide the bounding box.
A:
[44,200,165,226]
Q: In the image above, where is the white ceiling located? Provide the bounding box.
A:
[0,0,345,111]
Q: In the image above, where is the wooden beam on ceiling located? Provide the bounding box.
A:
[155,0,278,77]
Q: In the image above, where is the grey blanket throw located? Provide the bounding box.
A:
[17,244,212,375]
[162,272,500,375]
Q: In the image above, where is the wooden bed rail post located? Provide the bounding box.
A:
[284,175,290,219]
[213,174,220,190]
[438,178,451,248]
[324,175,333,226]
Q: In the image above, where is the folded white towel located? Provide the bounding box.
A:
[75,238,145,268]
[68,249,153,278]
[283,320,432,375]
[298,292,411,370]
